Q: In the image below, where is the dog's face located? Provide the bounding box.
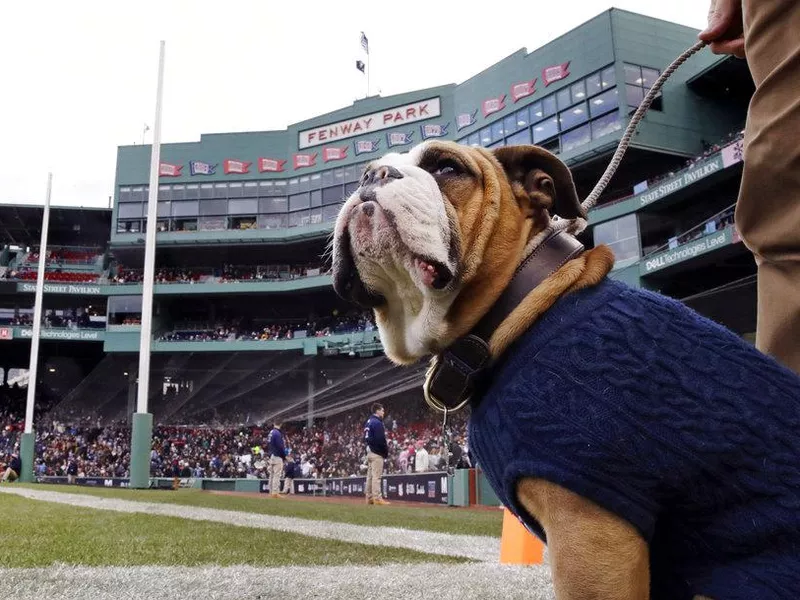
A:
[332,140,583,364]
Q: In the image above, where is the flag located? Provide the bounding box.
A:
[360,32,369,54]
[356,60,365,74]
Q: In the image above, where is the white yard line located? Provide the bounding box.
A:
[0,486,500,561]
[0,563,555,600]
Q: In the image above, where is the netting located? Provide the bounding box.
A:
[43,351,429,427]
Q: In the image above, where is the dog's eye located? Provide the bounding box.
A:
[433,159,462,177]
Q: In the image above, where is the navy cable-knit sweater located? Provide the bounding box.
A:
[469,278,800,600]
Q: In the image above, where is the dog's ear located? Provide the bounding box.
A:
[493,145,585,219]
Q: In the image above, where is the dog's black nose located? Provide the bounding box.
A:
[362,165,404,187]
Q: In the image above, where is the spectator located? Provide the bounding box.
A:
[415,441,429,473]
[1,452,21,482]
[282,454,301,494]
[364,403,389,505]
[267,422,285,498]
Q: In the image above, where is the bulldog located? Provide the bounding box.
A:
[331,140,800,600]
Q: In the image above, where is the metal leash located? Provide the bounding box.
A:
[581,40,708,213]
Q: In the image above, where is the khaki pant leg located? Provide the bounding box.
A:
[737,0,800,374]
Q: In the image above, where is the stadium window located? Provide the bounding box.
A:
[533,116,559,144]
[174,218,197,232]
[229,198,258,215]
[118,203,143,219]
[228,182,243,198]
[513,110,529,131]
[256,182,272,198]
[561,123,591,153]
[172,185,185,201]
[586,73,603,96]
[117,220,140,234]
[299,176,311,193]
[624,63,662,111]
[322,185,344,205]
[258,214,288,229]
[506,128,532,145]
[108,295,143,327]
[571,81,586,103]
[488,139,505,149]
[343,166,358,183]
[323,204,341,222]
[243,182,258,197]
[491,120,505,143]
[131,187,145,202]
[289,209,311,228]
[591,110,623,140]
[556,88,572,110]
[310,173,322,189]
[624,63,642,85]
[157,185,171,202]
[171,201,199,217]
[334,168,345,182]
[310,190,322,207]
[259,197,287,214]
[467,132,480,147]
[626,84,645,108]
[559,101,589,130]
[479,126,492,146]
[200,184,214,199]
[157,202,171,217]
[504,115,518,136]
[593,214,640,269]
[119,187,132,203]
[214,183,228,198]
[199,199,227,215]
[344,181,359,196]
[589,88,619,118]
[310,208,323,225]
[602,66,616,89]
[288,178,300,195]
[539,138,560,155]
[542,95,557,117]
[199,216,226,231]
[529,101,544,122]
[322,169,334,187]
[289,192,311,212]
[230,215,257,230]
[185,184,200,200]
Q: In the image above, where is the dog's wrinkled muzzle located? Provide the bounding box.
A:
[332,226,386,309]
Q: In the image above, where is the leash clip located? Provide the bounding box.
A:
[423,334,491,415]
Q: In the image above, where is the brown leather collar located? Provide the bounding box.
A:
[423,228,585,412]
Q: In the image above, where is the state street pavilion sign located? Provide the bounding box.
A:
[298,98,441,149]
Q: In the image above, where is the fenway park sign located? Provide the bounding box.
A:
[298,98,441,149]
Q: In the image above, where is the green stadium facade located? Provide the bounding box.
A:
[0,8,756,425]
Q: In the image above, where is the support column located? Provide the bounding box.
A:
[19,432,35,483]
[129,412,153,488]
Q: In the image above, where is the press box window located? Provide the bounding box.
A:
[624,63,662,111]
[593,213,640,270]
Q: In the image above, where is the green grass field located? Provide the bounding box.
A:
[0,493,469,568]
[17,484,502,537]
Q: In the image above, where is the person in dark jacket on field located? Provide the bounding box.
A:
[1,453,21,482]
[66,458,78,485]
[267,422,285,498]
[364,403,389,505]
[282,454,301,494]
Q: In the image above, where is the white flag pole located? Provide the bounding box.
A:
[130,40,166,489]
[18,172,53,482]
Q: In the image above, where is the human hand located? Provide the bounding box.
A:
[699,0,746,58]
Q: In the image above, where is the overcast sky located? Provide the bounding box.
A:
[0,1,709,208]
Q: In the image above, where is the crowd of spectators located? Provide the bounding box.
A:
[110,263,327,285]
[0,394,470,481]
[0,306,105,330]
[157,312,375,343]
[602,128,745,208]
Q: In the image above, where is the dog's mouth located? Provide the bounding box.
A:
[413,256,454,290]
[332,227,386,309]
